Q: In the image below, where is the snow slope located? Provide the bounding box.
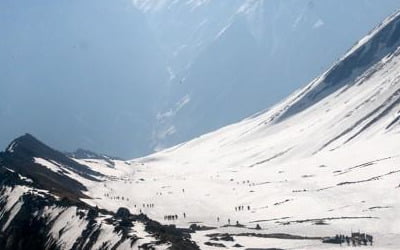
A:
[64,9,400,249]
[134,0,400,152]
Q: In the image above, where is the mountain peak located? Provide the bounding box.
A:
[6,133,46,154]
[275,9,400,122]
[1,134,104,199]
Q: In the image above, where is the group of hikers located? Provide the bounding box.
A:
[164,212,186,221]
[349,233,373,246]
[104,193,130,202]
[143,203,154,208]
[164,214,178,220]
[235,205,251,211]
[236,180,258,187]
[223,218,245,227]
[324,233,373,246]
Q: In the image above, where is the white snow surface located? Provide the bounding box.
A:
[6,142,17,153]
[0,186,52,232]
[0,186,27,231]
[34,157,63,172]
[47,207,89,249]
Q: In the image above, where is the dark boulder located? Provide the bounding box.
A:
[116,207,131,219]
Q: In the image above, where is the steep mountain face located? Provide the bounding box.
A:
[136,0,400,151]
[2,6,400,250]
[276,10,400,122]
[0,134,102,199]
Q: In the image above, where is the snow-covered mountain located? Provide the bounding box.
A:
[139,0,400,152]
[2,0,400,159]
[2,7,400,250]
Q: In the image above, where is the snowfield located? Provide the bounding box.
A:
[63,10,400,249]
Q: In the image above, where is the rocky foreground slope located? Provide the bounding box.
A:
[0,134,199,250]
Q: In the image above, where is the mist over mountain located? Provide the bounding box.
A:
[1,7,400,248]
[144,0,400,150]
[0,0,168,158]
[1,0,400,158]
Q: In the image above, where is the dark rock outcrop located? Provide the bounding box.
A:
[0,134,102,200]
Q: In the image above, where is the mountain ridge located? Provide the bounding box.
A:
[0,135,200,250]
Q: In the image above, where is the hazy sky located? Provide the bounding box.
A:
[1,0,400,158]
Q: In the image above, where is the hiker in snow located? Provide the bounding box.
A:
[366,235,373,245]
[345,236,350,246]
[228,219,231,224]
[217,217,220,222]
[247,205,250,210]
[362,237,367,246]
[183,212,186,218]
